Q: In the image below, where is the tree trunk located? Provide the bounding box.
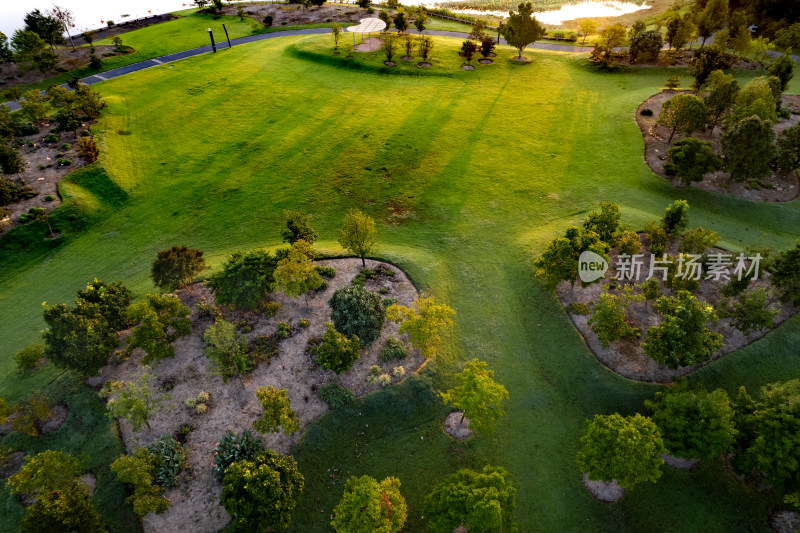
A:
[460,411,465,423]
[361,255,366,267]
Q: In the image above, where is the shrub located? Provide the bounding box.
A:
[263,15,273,26]
[253,385,299,435]
[329,284,386,346]
[392,366,405,377]
[77,136,99,162]
[277,321,291,338]
[318,383,355,410]
[44,194,55,202]
[204,320,252,383]
[14,344,43,372]
[629,29,663,63]
[88,54,101,69]
[588,292,640,348]
[54,109,81,132]
[665,75,680,89]
[212,429,265,480]
[19,481,104,533]
[668,137,722,187]
[617,231,641,255]
[380,337,408,361]
[220,451,304,531]
[207,250,278,310]
[332,475,407,533]
[111,448,170,517]
[315,265,336,278]
[567,302,591,315]
[298,318,309,328]
[11,391,51,436]
[126,293,191,364]
[311,322,360,374]
[61,143,71,150]
[645,221,668,255]
[377,373,391,387]
[44,133,58,143]
[148,435,187,487]
[251,334,280,361]
[8,450,82,495]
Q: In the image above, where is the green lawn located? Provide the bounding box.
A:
[1,34,799,531]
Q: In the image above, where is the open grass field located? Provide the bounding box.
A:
[1,33,800,531]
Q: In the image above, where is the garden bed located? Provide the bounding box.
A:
[557,234,798,383]
[220,2,366,27]
[636,91,800,202]
[97,258,422,533]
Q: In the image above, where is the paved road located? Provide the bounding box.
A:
[2,27,797,110]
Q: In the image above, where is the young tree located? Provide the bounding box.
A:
[667,137,723,186]
[151,245,206,293]
[19,89,49,124]
[393,11,408,34]
[480,36,496,58]
[77,135,99,162]
[657,94,708,143]
[678,227,719,254]
[661,199,689,236]
[627,20,646,42]
[0,143,25,176]
[588,292,640,348]
[208,249,278,309]
[20,481,104,533]
[0,32,12,64]
[721,115,776,183]
[11,30,58,73]
[204,319,251,384]
[642,290,723,369]
[462,39,477,64]
[641,277,661,307]
[728,287,780,335]
[729,76,778,125]
[424,465,517,533]
[703,70,739,133]
[777,123,800,171]
[77,278,133,332]
[414,6,428,34]
[111,448,170,517]
[328,284,386,346]
[440,358,509,435]
[42,302,117,376]
[220,451,304,531]
[281,209,318,245]
[690,45,732,89]
[273,239,324,306]
[48,6,76,51]
[404,34,414,58]
[576,413,666,490]
[583,201,620,243]
[596,23,626,59]
[332,475,407,533]
[23,9,64,51]
[501,2,545,60]
[8,450,83,496]
[126,293,192,364]
[695,0,728,46]
[629,29,663,63]
[105,369,169,432]
[579,19,598,44]
[769,241,800,305]
[82,30,95,47]
[534,227,609,289]
[418,36,434,60]
[253,385,300,435]
[386,295,455,358]
[645,383,736,459]
[339,209,377,266]
[311,322,361,374]
[332,23,341,51]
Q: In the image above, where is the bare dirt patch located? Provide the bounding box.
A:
[220,3,366,27]
[98,258,421,533]
[443,411,474,441]
[353,37,385,52]
[1,123,93,233]
[581,473,624,502]
[40,404,68,434]
[557,235,798,383]
[637,91,800,202]
[478,58,493,64]
[461,64,475,70]
[0,451,25,479]
[660,453,699,470]
[80,473,97,495]
[770,510,800,533]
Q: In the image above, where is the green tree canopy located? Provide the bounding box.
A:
[657,94,708,143]
[76,278,132,332]
[703,70,739,133]
[126,293,191,364]
[721,114,776,183]
[440,358,509,435]
[11,30,58,73]
[667,137,722,186]
[629,29,663,63]
[424,465,517,533]
[253,385,300,435]
[311,322,361,374]
[273,239,324,303]
[339,209,377,267]
[576,413,666,490]
[208,249,278,309]
[582,201,620,243]
[8,450,83,496]
[729,76,779,125]
[281,209,318,245]
[767,53,795,93]
[588,291,641,348]
[501,2,545,59]
[42,302,117,376]
[203,319,251,383]
[777,123,800,171]
[695,0,728,45]
[105,369,169,432]
[328,283,386,346]
[151,245,206,293]
[111,448,170,518]
[534,226,609,289]
[770,240,800,305]
[332,475,407,533]
[19,481,106,533]
[386,295,454,358]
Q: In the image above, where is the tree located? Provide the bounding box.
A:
[661,199,689,236]
[678,226,719,254]
[105,369,169,431]
[576,413,666,490]
[703,70,739,133]
[579,19,598,44]
[596,23,626,59]
[583,201,620,242]
[20,481,105,533]
[311,322,360,374]
[667,137,722,186]
[767,53,794,93]
[480,36,496,58]
[11,30,58,73]
[728,287,779,335]
[273,239,324,306]
[19,89,49,124]
[379,11,392,33]
[0,396,8,425]
[253,385,300,435]
[111,448,170,517]
[328,283,386,346]
[645,382,736,459]
[440,358,509,435]
[462,40,478,64]
[54,108,81,133]
[10,391,51,436]
[0,144,25,176]
[424,465,517,533]
[588,292,640,348]
[777,123,800,171]
[393,11,408,33]
[534,227,609,289]
[414,6,427,34]
[8,450,83,496]
[77,278,132,332]
[71,84,105,119]
[629,29,662,63]
[339,209,376,267]
[386,295,454,358]
[627,20,646,42]
[332,475,407,533]
[281,209,318,245]
[0,32,12,64]
[23,9,65,51]
[82,30,95,47]
[151,245,206,293]
[775,22,800,52]
[126,293,192,364]
[208,250,278,309]
[729,77,778,125]
[642,290,723,369]
[418,36,434,60]
[501,2,545,60]
[49,6,76,51]
[696,0,728,46]
[77,136,99,163]
[332,23,341,51]
[666,15,693,51]
[220,451,304,531]
[690,45,732,89]
[42,302,117,376]
[204,320,251,383]
[657,94,708,143]
[770,241,800,305]
[721,115,776,183]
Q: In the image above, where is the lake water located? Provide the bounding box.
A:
[419,0,651,25]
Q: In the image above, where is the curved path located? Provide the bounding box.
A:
[2,28,586,111]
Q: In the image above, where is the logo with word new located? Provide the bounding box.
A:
[578,251,608,283]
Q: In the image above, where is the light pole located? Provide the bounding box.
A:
[222,23,232,48]
[207,28,217,53]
